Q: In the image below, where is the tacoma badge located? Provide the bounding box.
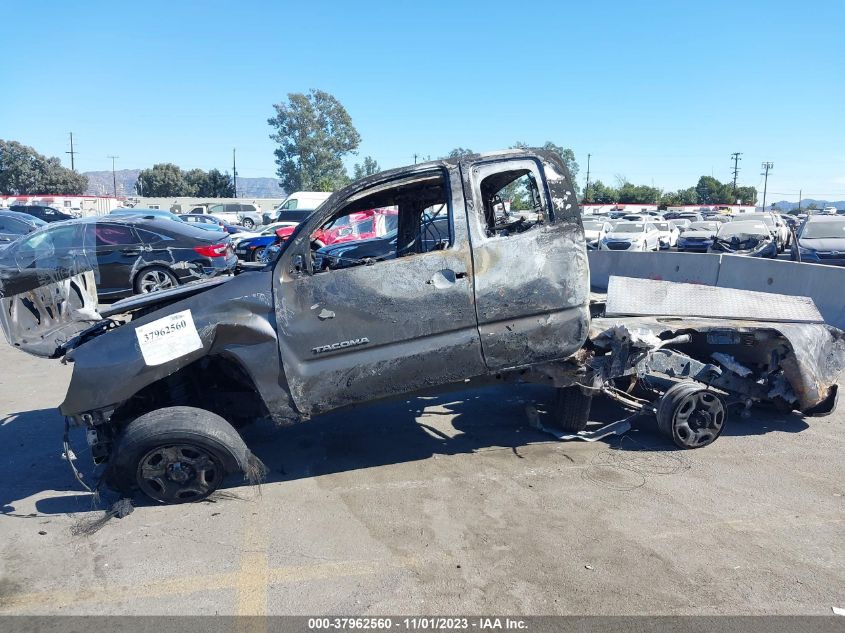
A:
[312,337,370,354]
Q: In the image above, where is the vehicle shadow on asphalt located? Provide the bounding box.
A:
[0,408,103,517]
[0,385,811,514]
[239,383,811,487]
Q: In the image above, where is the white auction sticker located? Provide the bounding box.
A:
[135,309,203,366]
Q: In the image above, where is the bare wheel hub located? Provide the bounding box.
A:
[137,444,224,503]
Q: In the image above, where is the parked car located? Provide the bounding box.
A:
[272,191,331,216]
[234,232,282,262]
[314,215,452,270]
[599,221,661,251]
[734,212,789,250]
[0,210,46,244]
[709,220,777,258]
[273,207,400,249]
[652,220,680,249]
[180,214,228,232]
[676,221,719,252]
[581,218,611,250]
[9,204,74,223]
[790,215,845,265]
[191,203,263,230]
[0,216,236,301]
[668,218,692,234]
[676,212,704,222]
[261,207,317,226]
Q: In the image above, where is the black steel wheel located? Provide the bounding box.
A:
[136,443,225,503]
[107,406,253,504]
[656,382,726,449]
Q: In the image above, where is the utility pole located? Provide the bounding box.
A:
[232,148,238,198]
[761,161,773,211]
[797,189,802,214]
[108,155,119,196]
[584,153,591,203]
[66,133,77,170]
[730,152,742,199]
[413,153,418,164]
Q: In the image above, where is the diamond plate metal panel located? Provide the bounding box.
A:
[605,276,824,323]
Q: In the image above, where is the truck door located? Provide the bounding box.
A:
[273,166,486,415]
[459,152,590,371]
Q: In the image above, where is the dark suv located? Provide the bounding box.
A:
[9,204,74,223]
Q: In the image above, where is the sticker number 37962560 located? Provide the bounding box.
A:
[135,309,203,366]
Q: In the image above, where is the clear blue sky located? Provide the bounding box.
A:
[2,0,844,201]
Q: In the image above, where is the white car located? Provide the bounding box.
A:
[581,218,612,250]
[599,221,661,252]
[653,220,680,249]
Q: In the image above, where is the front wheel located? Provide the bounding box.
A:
[251,246,266,262]
[106,407,258,504]
[242,218,256,230]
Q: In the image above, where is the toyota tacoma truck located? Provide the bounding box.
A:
[1,149,843,504]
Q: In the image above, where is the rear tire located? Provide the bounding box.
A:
[242,218,255,230]
[106,406,253,504]
[552,386,593,433]
[656,382,726,449]
[134,266,178,295]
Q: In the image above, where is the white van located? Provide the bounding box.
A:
[263,191,332,224]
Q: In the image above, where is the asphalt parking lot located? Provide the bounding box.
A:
[0,341,842,616]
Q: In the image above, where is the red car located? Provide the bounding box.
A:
[273,207,398,247]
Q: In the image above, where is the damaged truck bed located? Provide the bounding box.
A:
[1,148,843,504]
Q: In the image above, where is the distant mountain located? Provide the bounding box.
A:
[769,199,845,212]
[83,169,284,199]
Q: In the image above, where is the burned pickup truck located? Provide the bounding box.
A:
[1,149,843,504]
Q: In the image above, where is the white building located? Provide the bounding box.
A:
[0,194,121,216]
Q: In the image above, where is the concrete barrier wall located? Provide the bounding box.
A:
[588,251,722,289]
[588,251,845,330]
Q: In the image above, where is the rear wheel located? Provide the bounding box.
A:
[106,406,253,504]
[552,386,593,433]
[656,382,726,449]
[134,266,178,294]
[242,218,255,230]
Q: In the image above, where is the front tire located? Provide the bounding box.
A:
[251,246,266,262]
[134,266,178,295]
[106,407,254,504]
[242,218,255,230]
[656,383,726,449]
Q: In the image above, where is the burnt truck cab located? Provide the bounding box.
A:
[1,150,592,502]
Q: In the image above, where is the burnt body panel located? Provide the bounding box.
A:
[460,151,590,370]
[60,271,296,423]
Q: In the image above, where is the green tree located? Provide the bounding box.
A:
[135,163,186,197]
[353,156,381,180]
[734,185,757,205]
[199,169,235,197]
[443,148,478,159]
[183,168,206,196]
[660,187,698,207]
[0,140,87,195]
[268,89,361,192]
[617,181,662,204]
[587,180,618,204]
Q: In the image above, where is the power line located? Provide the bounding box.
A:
[66,133,77,171]
[730,152,742,198]
[761,162,773,210]
[107,155,119,196]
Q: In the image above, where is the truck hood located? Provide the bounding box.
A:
[0,263,236,358]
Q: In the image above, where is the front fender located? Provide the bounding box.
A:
[60,272,298,423]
